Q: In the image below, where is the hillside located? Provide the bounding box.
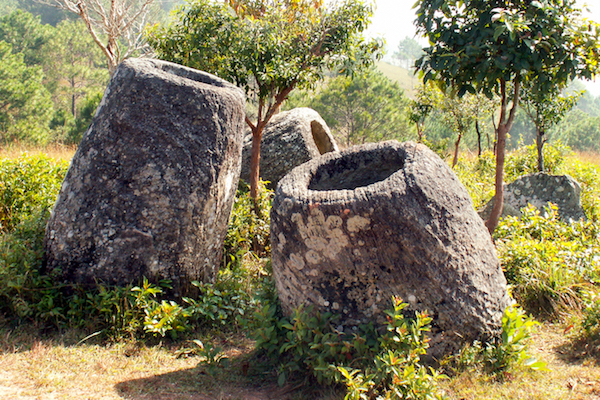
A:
[376,61,420,99]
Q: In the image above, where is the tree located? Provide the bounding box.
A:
[0,10,53,66]
[294,67,413,147]
[45,19,107,118]
[415,0,600,233]
[38,0,155,74]
[17,0,73,26]
[0,0,19,16]
[148,0,381,200]
[553,109,600,152]
[393,36,423,70]
[415,82,497,167]
[520,84,582,172]
[0,41,54,144]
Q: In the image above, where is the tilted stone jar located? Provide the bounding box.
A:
[44,58,246,297]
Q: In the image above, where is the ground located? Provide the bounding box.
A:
[0,323,598,400]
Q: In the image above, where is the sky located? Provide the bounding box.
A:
[365,0,600,95]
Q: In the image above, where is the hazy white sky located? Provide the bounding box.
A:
[367,0,600,52]
[365,0,600,94]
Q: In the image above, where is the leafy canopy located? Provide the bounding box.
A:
[148,0,381,199]
[149,0,380,101]
[520,83,582,136]
[415,0,600,98]
[0,41,53,144]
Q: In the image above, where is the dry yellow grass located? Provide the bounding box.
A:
[0,143,76,161]
[443,324,600,400]
[0,329,290,400]
[574,151,600,167]
[0,323,598,400]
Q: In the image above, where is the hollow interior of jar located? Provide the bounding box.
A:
[310,120,336,155]
[309,147,404,191]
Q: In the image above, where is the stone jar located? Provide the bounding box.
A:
[270,140,511,359]
[240,107,338,188]
[479,172,587,223]
[44,58,246,297]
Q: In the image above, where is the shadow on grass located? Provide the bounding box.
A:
[554,335,600,366]
[114,357,342,400]
[114,365,284,400]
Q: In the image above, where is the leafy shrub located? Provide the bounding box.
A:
[224,180,272,263]
[580,290,600,343]
[0,208,55,320]
[562,156,600,222]
[450,305,546,378]
[495,205,600,316]
[183,279,250,328]
[0,154,68,232]
[338,298,447,400]
[248,296,447,399]
[66,278,186,339]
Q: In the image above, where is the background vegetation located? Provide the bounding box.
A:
[0,0,599,399]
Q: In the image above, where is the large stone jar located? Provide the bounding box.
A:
[44,58,246,296]
[271,141,511,358]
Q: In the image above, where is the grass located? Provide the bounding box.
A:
[0,323,597,399]
[0,142,76,162]
[444,324,600,399]
[0,144,599,399]
[576,151,600,167]
[0,327,339,400]
[375,61,419,99]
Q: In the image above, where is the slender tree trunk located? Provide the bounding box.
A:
[485,123,507,234]
[485,79,520,234]
[71,76,76,117]
[247,85,295,202]
[476,120,482,157]
[452,132,462,168]
[249,127,262,201]
[491,112,497,154]
[536,128,545,172]
[486,118,491,151]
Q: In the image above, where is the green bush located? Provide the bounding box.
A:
[248,296,447,399]
[0,154,68,232]
[450,305,546,378]
[562,156,600,222]
[224,180,272,263]
[580,290,600,343]
[495,205,600,316]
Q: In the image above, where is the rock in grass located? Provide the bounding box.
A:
[44,58,245,296]
[479,172,587,223]
[239,108,338,188]
[270,140,511,359]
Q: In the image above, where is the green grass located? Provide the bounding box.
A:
[0,146,599,399]
[375,61,419,98]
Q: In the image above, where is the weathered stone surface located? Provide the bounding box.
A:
[271,140,511,359]
[43,58,246,296]
[479,173,587,223]
[240,108,338,188]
